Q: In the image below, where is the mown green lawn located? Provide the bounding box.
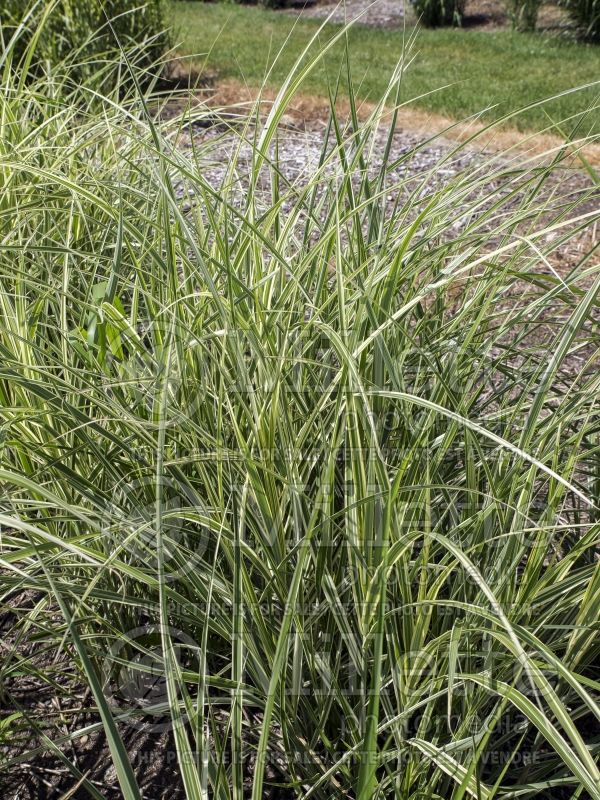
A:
[170,0,600,132]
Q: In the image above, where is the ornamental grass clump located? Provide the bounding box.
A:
[1,13,600,800]
[564,0,600,40]
[412,0,466,26]
[1,0,169,83]
[505,0,543,31]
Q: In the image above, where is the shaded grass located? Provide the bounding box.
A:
[171,0,600,133]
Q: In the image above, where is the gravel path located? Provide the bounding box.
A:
[177,118,595,244]
[176,117,599,354]
[180,122,490,208]
[287,0,406,28]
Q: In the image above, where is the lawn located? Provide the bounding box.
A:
[171,0,600,133]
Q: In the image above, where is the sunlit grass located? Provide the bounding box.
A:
[171,0,600,134]
[1,10,600,800]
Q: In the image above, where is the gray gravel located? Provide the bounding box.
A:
[174,119,573,251]
[173,117,598,325]
[178,121,495,208]
[287,0,406,27]
[176,115,595,220]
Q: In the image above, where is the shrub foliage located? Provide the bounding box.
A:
[505,0,542,30]
[1,0,169,78]
[564,0,600,38]
[411,0,466,27]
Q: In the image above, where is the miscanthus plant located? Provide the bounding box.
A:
[1,16,600,800]
[1,0,169,82]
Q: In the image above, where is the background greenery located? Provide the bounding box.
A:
[566,0,600,39]
[170,0,600,133]
[1,0,169,81]
[1,3,599,800]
